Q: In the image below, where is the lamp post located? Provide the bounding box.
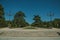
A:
[7,11,12,28]
[47,11,54,28]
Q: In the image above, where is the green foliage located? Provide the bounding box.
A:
[31,15,42,27]
[53,18,60,28]
[0,4,6,28]
[42,18,60,28]
[24,26,36,29]
[13,11,29,28]
[0,4,60,29]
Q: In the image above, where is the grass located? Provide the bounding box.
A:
[23,26,36,29]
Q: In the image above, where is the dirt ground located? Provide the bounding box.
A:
[0,28,60,37]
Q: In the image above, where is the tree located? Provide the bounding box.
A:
[0,4,6,27]
[42,21,48,28]
[31,15,42,27]
[13,11,29,28]
[53,18,60,28]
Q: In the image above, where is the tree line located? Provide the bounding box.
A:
[0,4,60,28]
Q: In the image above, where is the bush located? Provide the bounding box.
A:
[23,26,36,29]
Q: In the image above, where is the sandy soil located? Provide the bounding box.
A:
[0,28,60,37]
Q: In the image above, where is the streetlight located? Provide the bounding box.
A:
[7,11,12,28]
[47,11,54,28]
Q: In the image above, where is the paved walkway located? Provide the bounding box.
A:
[0,37,60,40]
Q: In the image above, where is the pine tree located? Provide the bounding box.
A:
[0,4,6,27]
[31,15,42,27]
[13,11,29,28]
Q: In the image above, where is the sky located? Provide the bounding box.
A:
[0,0,60,24]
